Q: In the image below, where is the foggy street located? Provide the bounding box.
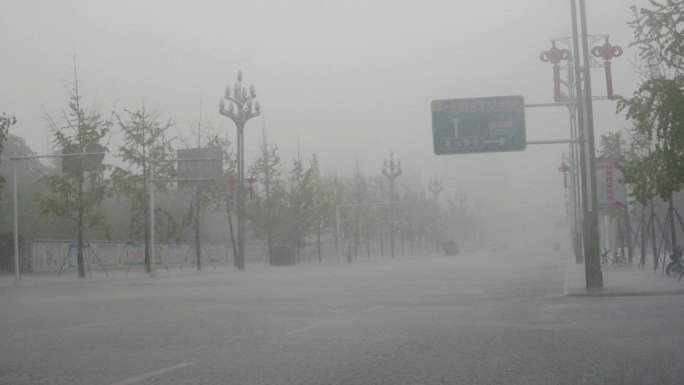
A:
[3,1,684,384]
[2,247,684,385]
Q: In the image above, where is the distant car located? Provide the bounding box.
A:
[443,241,459,255]
[489,246,499,252]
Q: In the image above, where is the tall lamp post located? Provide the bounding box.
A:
[219,70,260,270]
[455,190,467,214]
[382,152,402,259]
[428,174,444,203]
[428,174,444,251]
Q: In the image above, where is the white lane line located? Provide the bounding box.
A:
[362,305,385,313]
[60,321,110,331]
[285,325,318,336]
[194,305,222,311]
[109,362,196,385]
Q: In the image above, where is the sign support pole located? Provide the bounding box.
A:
[150,165,156,276]
[574,0,602,290]
[13,155,20,282]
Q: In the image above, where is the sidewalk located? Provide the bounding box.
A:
[564,261,684,297]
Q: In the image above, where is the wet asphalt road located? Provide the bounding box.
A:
[2,247,683,385]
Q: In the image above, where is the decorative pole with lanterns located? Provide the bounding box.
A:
[219,70,260,270]
[538,1,623,290]
[591,37,622,100]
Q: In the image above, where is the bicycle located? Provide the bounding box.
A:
[665,246,683,278]
[600,249,626,267]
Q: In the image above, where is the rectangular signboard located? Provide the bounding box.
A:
[596,156,627,209]
[177,147,223,187]
[432,95,526,155]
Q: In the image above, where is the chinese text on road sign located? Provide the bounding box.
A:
[432,95,526,155]
[596,157,627,209]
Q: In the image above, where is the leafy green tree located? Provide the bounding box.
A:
[620,126,662,267]
[112,106,178,273]
[349,163,368,260]
[0,113,17,189]
[38,77,110,277]
[202,134,237,266]
[287,153,318,262]
[619,1,684,266]
[0,134,56,271]
[309,174,337,262]
[618,0,684,200]
[248,131,282,259]
[629,0,684,72]
[176,116,235,270]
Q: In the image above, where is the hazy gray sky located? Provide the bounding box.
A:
[1,0,649,237]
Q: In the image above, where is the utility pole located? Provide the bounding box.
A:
[572,0,603,290]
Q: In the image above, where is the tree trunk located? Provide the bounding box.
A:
[366,230,370,258]
[640,204,647,267]
[196,187,202,271]
[144,178,151,274]
[224,192,238,267]
[650,199,658,270]
[142,139,150,274]
[317,220,322,263]
[77,170,85,278]
[669,199,678,257]
[625,207,633,263]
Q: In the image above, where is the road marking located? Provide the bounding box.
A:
[194,305,222,311]
[109,362,196,385]
[60,321,110,331]
[285,325,318,336]
[362,306,385,313]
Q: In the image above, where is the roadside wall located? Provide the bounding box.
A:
[28,240,248,271]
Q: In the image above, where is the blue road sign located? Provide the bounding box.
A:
[432,95,526,155]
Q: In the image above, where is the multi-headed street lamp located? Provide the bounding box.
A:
[219,70,260,270]
[428,174,444,203]
[382,152,402,259]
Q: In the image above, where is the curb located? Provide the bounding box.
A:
[565,289,684,298]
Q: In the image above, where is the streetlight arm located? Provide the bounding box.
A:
[219,109,241,126]
[223,96,238,105]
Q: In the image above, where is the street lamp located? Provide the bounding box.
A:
[454,190,467,214]
[428,174,444,204]
[219,70,260,270]
[428,174,444,251]
[382,152,402,259]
